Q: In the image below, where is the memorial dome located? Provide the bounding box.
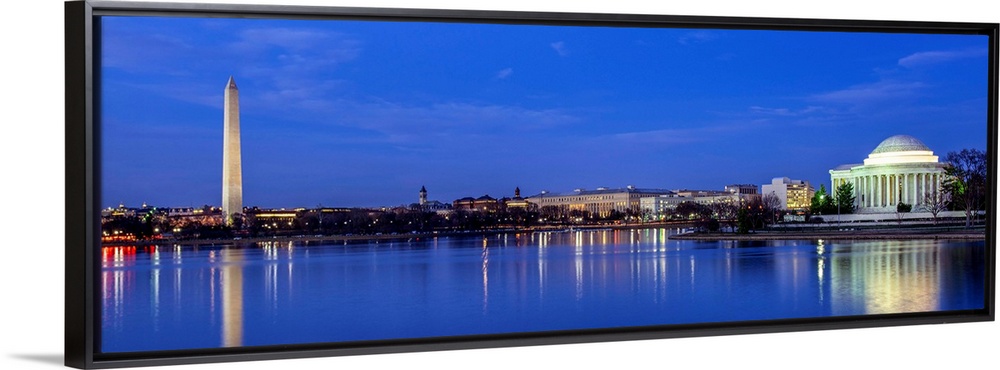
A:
[863,134,938,166]
[830,134,946,213]
[870,135,931,154]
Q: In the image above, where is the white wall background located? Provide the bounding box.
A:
[1,1,996,369]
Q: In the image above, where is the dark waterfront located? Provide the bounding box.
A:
[100,228,986,353]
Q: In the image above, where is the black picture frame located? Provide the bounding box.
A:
[65,1,997,368]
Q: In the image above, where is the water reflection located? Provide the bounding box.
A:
[829,241,943,314]
[101,246,135,334]
[220,250,243,348]
[100,229,985,353]
[482,237,490,312]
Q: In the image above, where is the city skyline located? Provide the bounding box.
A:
[100,15,989,209]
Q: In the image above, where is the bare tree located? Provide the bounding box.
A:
[710,198,739,233]
[761,193,783,225]
[943,149,987,228]
[921,189,950,225]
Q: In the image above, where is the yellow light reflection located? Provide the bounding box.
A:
[829,241,941,315]
[220,250,244,348]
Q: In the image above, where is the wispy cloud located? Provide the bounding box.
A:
[550,41,570,57]
[229,27,361,77]
[251,78,347,111]
[101,33,196,74]
[496,67,514,79]
[231,28,352,53]
[613,128,706,145]
[898,48,987,68]
[283,97,582,147]
[749,106,827,117]
[611,122,748,145]
[677,30,717,45]
[749,106,795,116]
[810,80,926,104]
[101,20,364,116]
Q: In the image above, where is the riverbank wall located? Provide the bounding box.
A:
[670,228,986,241]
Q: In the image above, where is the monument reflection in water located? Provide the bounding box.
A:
[100,228,986,353]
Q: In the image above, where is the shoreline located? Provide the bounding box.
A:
[100,222,702,248]
[101,223,986,247]
[670,228,985,241]
[103,230,486,248]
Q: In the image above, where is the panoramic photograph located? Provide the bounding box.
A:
[97,14,989,354]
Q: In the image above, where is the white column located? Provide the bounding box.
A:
[890,175,896,206]
[904,173,910,205]
[886,174,892,207]
[883,175,888,207]
[927,173,933,201]
[859,176,865,208]
[901,173,907,205]
[929,173,934,197]
[854,176,861,208]
[871,175,877,208]
[890,174,896,206]
[908,173,913,205]
[896,173,906,203]
[895,174,900,206]
[920,173,926,205]
[870,175,875,208]
[884,174,890,207]
[860,176,865,208]
[920,173,926,206]
[931,173,941,197]
[927,173,933,203]
[906,173,917,206]
[876,175,882,208]
[867,175,872,208]
[860,176,866,208]
[896,174,906,203]
[889,174,894,206]
[881,175,887,208]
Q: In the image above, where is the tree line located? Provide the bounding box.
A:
[100,148,988,241]
[101,195,787,241]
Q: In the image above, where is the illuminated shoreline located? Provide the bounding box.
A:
[671,228,986,241]
[100,222,985,247]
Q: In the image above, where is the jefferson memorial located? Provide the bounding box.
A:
[829,135,946,213]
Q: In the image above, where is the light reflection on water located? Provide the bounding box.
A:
[100,229,986,353]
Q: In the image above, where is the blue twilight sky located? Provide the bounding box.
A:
[99,15,989,209]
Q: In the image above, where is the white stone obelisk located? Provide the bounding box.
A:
[222,76,243,225]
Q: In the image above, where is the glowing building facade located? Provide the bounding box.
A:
[526,186,673,218]
[761,177,815,212]
[829,135,946,213]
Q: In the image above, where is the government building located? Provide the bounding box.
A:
[525,186,673,218]
[829,135,946,213]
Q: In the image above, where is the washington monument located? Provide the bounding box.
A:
[222,76,243,224]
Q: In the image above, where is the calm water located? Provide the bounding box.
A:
[100,228,986,353]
